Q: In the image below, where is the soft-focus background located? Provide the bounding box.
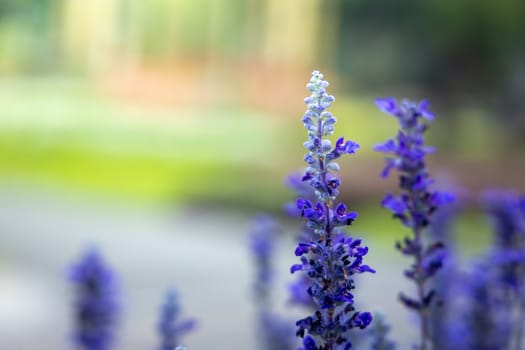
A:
[0,1,524,349]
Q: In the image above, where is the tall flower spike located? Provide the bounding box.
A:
[292,71,375,350]
[69,248,119,350]
[483,190,525,349]
[248,215,295,350]
[157,289,196,350]
[374,98,454,350]
[462,259,513,350]
[427,200,462,349]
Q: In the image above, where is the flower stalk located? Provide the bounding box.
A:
[292,71,374,350]
[374,98,453,350]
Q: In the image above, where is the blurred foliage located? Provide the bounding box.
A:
[0,1,523,206]
[0,78,516,208]
[335,0,525,136]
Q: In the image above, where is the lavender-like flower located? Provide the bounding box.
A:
[483,190,525,350]
[427,199,461,349]
[291,71,375,350]
[249,215,295,350]
[374,98,453,350]
[157,289,196,350]
[249,215,281,306]
[69,248,119,350]
[462,260,513,350]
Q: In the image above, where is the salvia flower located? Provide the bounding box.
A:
[157,289,196,350]
[69,248,119,350]
[374,98,454,350]
[426,199,463,349]
[249,215,296,350]
[462,260,513,350]
[292,71,375,350]
[483,190,525,349]
[249,215,281,305]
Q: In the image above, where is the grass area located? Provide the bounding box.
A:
[0,77,296,206]
[0,77,513,208]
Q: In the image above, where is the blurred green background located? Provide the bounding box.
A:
[1,1,525,349]
[0,0,523,210]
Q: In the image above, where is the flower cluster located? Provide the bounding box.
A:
[249,215,281,304]
[484,190,525,291]
[69,248,119,350]
[462,260,513,350]
[292,71,374,350]
[374,98,453,349]
[157,289,196,350]
[482,190,525,348]
[426,200,462,349]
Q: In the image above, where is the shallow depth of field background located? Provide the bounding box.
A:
[0,1,524,349]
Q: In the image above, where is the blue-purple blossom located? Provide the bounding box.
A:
[284,172,318,310]
[461,260,513,350]
[374,97,453,350]
[249,215,281,302]
[157,289,196,350]
[292,71,374,350]
[483,190,525,349]
[248,215,296,350]
[426,199,463,349]
[69,248,119,350]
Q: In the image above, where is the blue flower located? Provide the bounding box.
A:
[292,71,374,349]
[157,289,196,350]
[248,215,296,350]
[69,248,119,350]
[374,97,454,349]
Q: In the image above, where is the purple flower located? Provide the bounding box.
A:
[157,289,196,350]
[375,97,401,117]
[69,248,119,350]
[460,260,513,350]
[292,71,374,349]
[248,215,281,303]
[248,215,296,350]
[374,97,454,349]
[484,190,525,290]
[481,190,525,349]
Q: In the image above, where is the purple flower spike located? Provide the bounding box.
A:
[248,215,296,350]
[291,71,374,349]
[69,248,119,350]
[157,289,195,350]
[374,97,454,350]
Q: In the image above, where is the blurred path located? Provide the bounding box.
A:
[0,187,412,349]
